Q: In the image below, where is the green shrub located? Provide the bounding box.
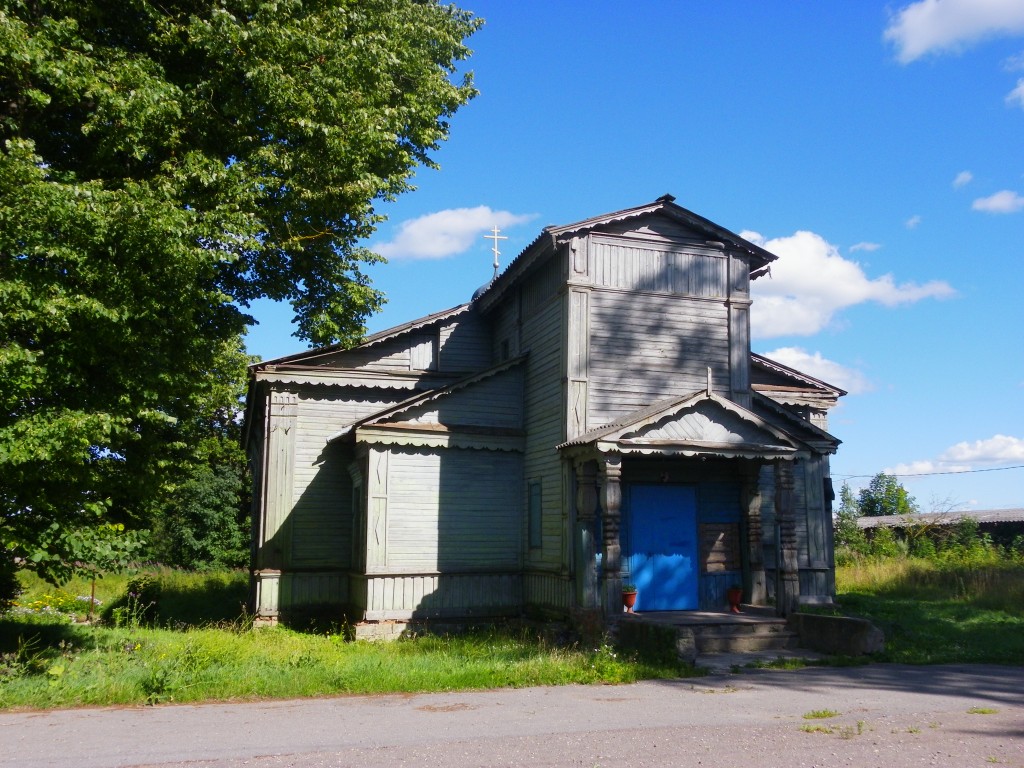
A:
[102,575,162,628]
[868,527,907,559]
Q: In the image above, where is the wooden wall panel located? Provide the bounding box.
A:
[318,334,428,371]
[587,291,730,425]
[438,314,492,372]
[402,367,523,430]
[288,392,401,569]
[362,572,522,620]
[384,448,523,571]
[523,571,572,611]
[519,286,568,570]
[589,238,727,298]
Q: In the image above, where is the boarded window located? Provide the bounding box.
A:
[410,336,437,371]
[528,481,542,549]
[699,523,741,573]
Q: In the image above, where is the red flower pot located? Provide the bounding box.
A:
[622,590,638,612]
[726,587,743,613]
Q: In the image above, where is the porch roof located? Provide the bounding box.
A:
[557,388,811,460]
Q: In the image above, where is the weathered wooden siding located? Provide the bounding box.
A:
[317,333,438,371]
[252,572,351,616]
[359,573,522,620]
[757,459,834,603]
[289,391,403,569]
[518,262,569,584]
[398,367,523,430]
[491,294,521,360]
[523,572,572,612]
[587,290,730,425]
[590,237,728,298]
[438,313,492,372]
[381,448,523,572]
[799,454,835,602]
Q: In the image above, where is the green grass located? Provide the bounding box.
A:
[0,622,694,709]
[834,558,1024,665]
[2,568,696,709]
[803,709,840,719]
[11,567,249,626]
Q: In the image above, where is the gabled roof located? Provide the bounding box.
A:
[751,352,847,398]
[328,355,526,444]
[557,387,808,460]
[750,392,841,452]
[477,194,778,312]
[251,302,472,369]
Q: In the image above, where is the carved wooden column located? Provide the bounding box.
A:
[774,459,800,616]
[742,463,767,606]
[600,455,623,616]
[574,459,599,610]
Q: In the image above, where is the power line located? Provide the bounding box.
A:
[835,464,1024,480]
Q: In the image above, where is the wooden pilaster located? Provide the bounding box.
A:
[742,464,767,606]
[259,389,297,570]
[600,455,623,616]
[574,459,599,609]
[775,459,800,616]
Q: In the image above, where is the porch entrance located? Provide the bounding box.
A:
[625,484,698,611]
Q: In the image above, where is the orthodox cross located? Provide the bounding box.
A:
[484,226,508,279]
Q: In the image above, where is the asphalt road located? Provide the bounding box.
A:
[2,664,1022,768]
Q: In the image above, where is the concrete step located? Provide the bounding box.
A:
[695,629,800,654]
[689,619,799,654]
[688,620,791,637]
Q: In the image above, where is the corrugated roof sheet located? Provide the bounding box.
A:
[857,508,1024,528]
[251,302,472,369]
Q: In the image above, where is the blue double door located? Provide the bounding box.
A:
[625,484,699,611]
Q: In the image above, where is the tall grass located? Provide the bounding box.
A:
[838,558,1024,614]
[12,567,249,626]
[835,557,1024,665]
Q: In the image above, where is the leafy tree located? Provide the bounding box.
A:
[0,0,480,586]
[857,473,918,518]
[833,481,867,555]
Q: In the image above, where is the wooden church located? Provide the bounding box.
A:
[245,195,845,635]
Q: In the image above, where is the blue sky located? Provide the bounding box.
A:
[247,1,1024,511]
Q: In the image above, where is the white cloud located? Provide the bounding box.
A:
[886,435,1024,476]
[885,0,1024,63]
[885,459,967,476]
[749,230,955,338]
[940,434,1024,463]
[972,189,1024,212]
[953,170,973,188]
[759,347,872,394]
[1006,78,1024,107]
[1005,51,1024,70]
[373,207,536,260]
[905,214,923,229]
[849,242,881,253]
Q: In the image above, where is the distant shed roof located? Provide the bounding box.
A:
[857,508,1024,529]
